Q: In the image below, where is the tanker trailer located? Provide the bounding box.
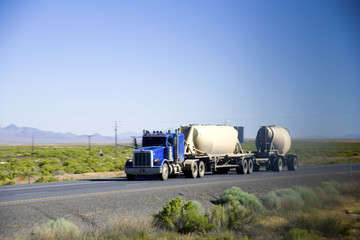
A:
[253,126,298,172]
[124,125,255,181]
[179,125,254,176]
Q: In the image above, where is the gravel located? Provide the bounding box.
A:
[0,169,358,239]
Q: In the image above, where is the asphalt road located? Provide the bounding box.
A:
[0,163,359,238]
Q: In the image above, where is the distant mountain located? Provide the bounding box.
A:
[339,133,360,139]
[0,125,139,144]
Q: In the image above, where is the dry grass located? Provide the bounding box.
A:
[107,216,153,236]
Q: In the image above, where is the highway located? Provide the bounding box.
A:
[0,163,359,238]
[1,163,359,205]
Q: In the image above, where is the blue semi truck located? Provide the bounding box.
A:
[125,125,255,180]
[124,124,297,181]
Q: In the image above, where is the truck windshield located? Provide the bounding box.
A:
[143,137,167,147]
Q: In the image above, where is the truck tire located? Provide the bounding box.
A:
[287,156,298,171]
[159,163,169,181]
[126,174,136,181]
[184,162,198,178]
[247,158,254,174]
[198,161,205,178]
[274,157,283,172]
[236,158,248,174]
[190,161,198,178]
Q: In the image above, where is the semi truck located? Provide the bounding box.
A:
[124,124,297,181]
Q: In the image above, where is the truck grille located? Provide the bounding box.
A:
[134,151,152,166]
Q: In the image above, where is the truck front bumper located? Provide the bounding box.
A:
[125,167,162,175]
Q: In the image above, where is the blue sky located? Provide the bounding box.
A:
[0,0,359,138]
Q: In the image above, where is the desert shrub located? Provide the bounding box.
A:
[63,160,80,173]
[284,228,323,240]
[153,197,213,234]
[35,176,59,183]
[341,180,360,199]
[181,200,212,233]
[154,197,258,236]
[216,187,264,212]
[74,168,91,174]
[315,180,342,207]
[100,217,152,240]
[4,158,33,178]
[0,172,12,181]
[210,200,257,233]
[34,218,80,240]
[318,180,341,195]
[262,188,304,211]
[291,186,318,206]
[38,158,64,175]
[290,214,350,238]
[0,173,16,185]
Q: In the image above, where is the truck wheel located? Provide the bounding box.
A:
[274,157,283,172]
[198,161,205,178]
[287,156,298,171]
[159,163,169,181]
[126,174,136,181]
[236,159,248,174]
[190,162,198,178]
[247,158,254,174]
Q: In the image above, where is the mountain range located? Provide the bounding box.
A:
[0,125,359,145]
[0,125,139,144]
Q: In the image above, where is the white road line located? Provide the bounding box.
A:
[0,181,110,192]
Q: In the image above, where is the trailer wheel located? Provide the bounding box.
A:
[126,174,136,181]
[236,159,248,174]
[287,156,298,171]
[247,158,254,174]
[191,162,198,178]
[159,163,169,181]
[274,157,283,172]
[198,161,205,178]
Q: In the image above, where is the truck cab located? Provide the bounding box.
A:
[125,130,184,180]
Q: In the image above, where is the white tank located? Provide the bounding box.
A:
[180,125,241,156]
[255,126,291,156]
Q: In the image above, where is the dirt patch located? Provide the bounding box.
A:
[16,171,126,184]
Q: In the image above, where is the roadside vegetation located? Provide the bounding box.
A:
[0,145,132,185]
[0,139,359,185]
[31,180,360,240]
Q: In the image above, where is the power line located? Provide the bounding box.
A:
[86,135,93,153]
[113,121,119,156]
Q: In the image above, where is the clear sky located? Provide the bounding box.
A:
[0,0,359,138]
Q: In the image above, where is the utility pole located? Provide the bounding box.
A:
[113,121,119,156]
[31,137,35,159]
[86,135,93,153]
